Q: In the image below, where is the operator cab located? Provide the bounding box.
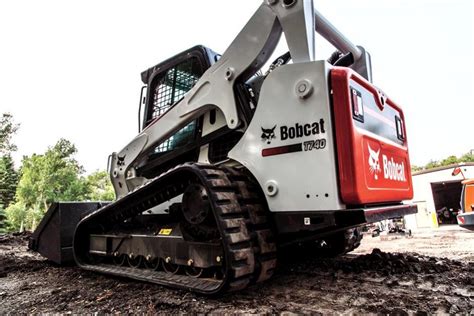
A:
[135,46,253,178]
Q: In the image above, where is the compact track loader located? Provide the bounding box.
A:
[30,0,417,294]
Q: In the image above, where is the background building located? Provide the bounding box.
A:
[405,163,474,229]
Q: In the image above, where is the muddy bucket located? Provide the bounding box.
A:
[28,202,108,265]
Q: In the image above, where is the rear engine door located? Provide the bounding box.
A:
[331,67,413,205]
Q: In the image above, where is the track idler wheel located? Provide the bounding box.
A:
[182,184,210,225]
[181,182,219,241]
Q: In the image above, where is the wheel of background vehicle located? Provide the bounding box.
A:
[318,227,363,257]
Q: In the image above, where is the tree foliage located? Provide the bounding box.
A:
[4,138,116,232]
[0,113,19,154]
[8,139,89,231]
[412,151,474,172]
[4,203,27,232]
[0,204,8,233]
[85,170,115,201]
[16,138,88,209]
[0,113,19,231]
[0,154,19,208]
[0,114,116,232]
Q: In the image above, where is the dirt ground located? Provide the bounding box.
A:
[1,225,473,314]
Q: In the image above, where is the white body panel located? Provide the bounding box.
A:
[229,61,344,212]
[202,109,227,137]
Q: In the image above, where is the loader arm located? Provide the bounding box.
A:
[110,0,371,198]
[110,3,281,197]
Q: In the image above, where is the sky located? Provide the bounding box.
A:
[1,0,473,173]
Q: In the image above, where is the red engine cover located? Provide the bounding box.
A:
[331,67,414,205]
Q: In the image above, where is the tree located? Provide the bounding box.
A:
[86,170,115,201]
[4,203,27,232]
[440,155,460,167]
[412,150,474,172]
[411,164,422,172]
[425,160,441,170]
[0,154,19,208]
[0,113,19,155]
[460,151,474,163]
[0,204,8,233]
[10,138,89,231]
[0,113,19,231]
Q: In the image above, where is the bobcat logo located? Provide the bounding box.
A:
[261,125,277,144]
[368,144,381,179]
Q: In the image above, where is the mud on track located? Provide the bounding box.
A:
[1,227,473,314]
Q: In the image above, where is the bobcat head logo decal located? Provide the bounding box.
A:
[261,125,277,144]
[368,144,381,179]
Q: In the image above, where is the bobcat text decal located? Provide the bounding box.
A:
[280,119,325,140]
[367,143,406,182]
[261,119,327,157]
[383,155,407,182]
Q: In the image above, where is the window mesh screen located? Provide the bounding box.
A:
[151,58,200,119]
[150,58,201,154]
[154,122,196,153]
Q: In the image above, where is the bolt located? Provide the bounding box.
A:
[146,255,152,261]
[187,259,194,266]
[129,253,134,259]
[298,83,307,93]
[165,257,171,263]
[265,180,278,196]
[282,0,297,8]
[225,68,234,81]
[295,79,313,99]
[113,252,119,257]
[216,256,221,263]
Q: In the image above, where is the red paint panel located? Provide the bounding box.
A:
[331,67,414,204]
[262,143,302,157]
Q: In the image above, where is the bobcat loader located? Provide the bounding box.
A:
[30,0,416,294]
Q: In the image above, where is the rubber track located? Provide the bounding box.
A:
[223,167,277,284]
[73,163,273,294]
